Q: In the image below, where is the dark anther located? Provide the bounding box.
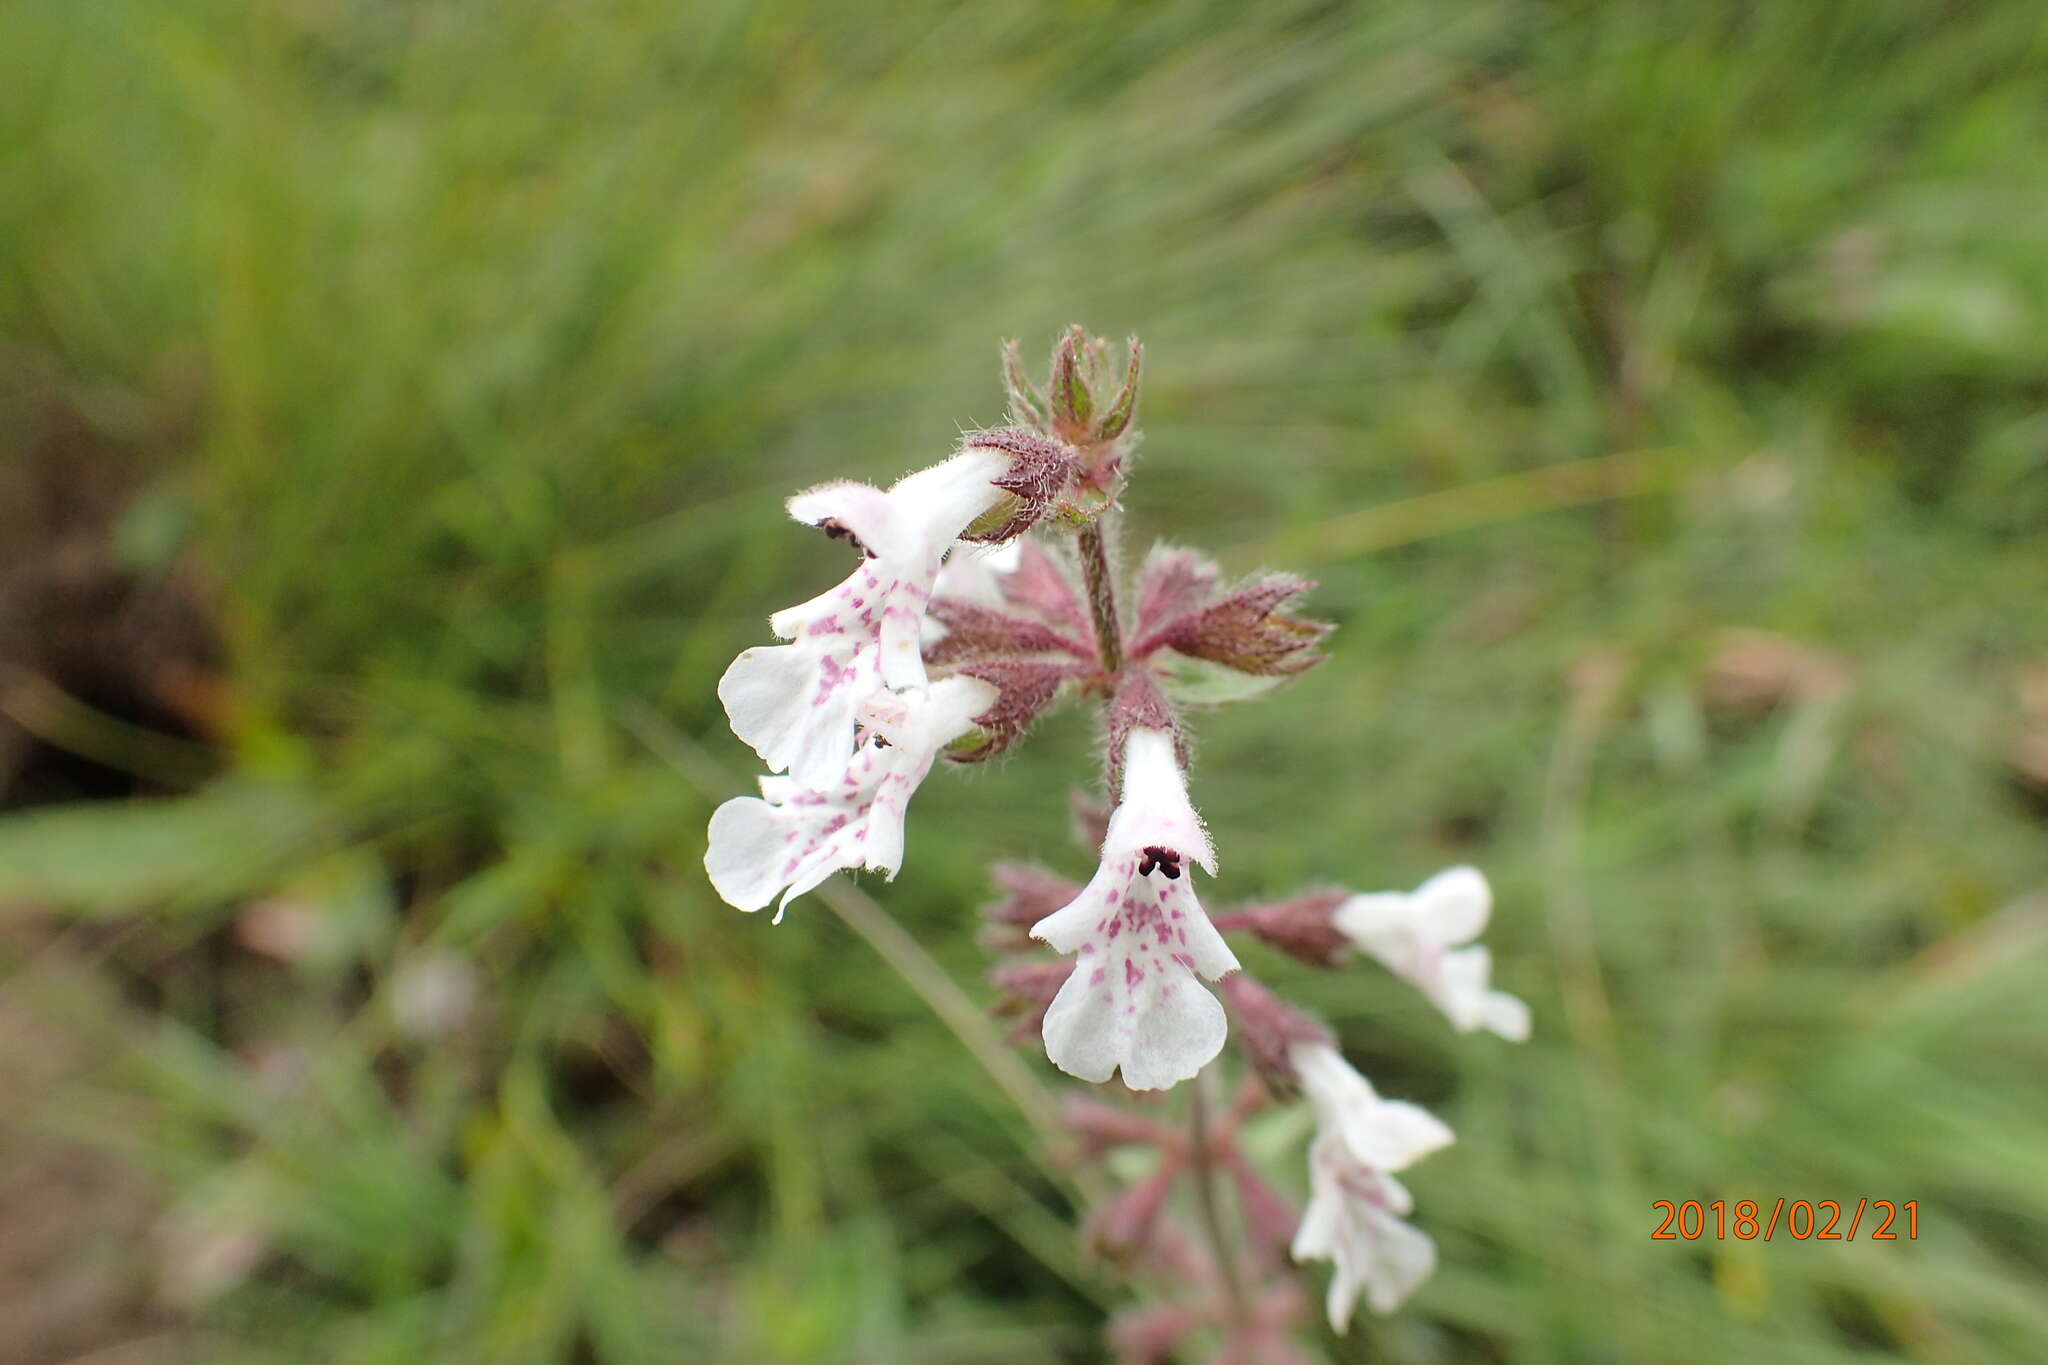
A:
[819,518,869,557]
[1137,845,1183,879]
[869,734,892,749]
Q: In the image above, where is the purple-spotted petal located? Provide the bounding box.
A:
[717,637,874,789]
[704,677,995,920]
[1030,843,1239,1090]
[1039,950,1226,1091]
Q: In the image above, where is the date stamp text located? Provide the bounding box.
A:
[1652,1199,1917,1242]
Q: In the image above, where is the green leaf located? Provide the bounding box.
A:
[0,780,325,919]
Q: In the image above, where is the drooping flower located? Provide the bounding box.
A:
[1332,867,1531,1041]
[1030,728,1239,1090]
[1291,1133,1437,1327]
[1288,1041,1453,1172]
[716,446,1015,788]
[704,675,996,920]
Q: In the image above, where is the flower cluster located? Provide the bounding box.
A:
[707,328,1529,1357]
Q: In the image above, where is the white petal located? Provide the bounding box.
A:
[1161,876,1241,979]
[931,540,1022,605]
[716,641,867,788]
[1038,941,1227,1091]
[786,479,909,556]
[911,675,1000,741]
[1293,1043,1454,1172]
[1028,856,1124,956]
[1412,865,1491,946]
[1361,1213,1437,1317]
[1037,963,1122,1084]
[1108,729,1215,873]
[703,797,789,913]
[1480,989,1532,1042]
[1424,946,1532,1041]
[1330,891,1420,967]
[883,447,1012,543]
[1293,1137,1438,1331]
[1430,944,1494,1031]
[1336,1099,1454,1172]
[1121,971,1228,1090]
[877,579,935,690]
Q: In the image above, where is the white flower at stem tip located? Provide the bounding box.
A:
[1291,1132,1437,1328]
[1333,866,1532,1042]
[1289,1041,1453,1172]
[716,447,1011,788]
[1029,729,1239,1091]
[704,675,997,921]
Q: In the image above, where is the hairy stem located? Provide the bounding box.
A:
[1189,1073,1251,1326]
[1076,520,1124,675]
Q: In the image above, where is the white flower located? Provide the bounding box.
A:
[705,675,996,921]
[1029,729,1239,1090]
[1333,866,1531,1042]
[716,448,1010,788]
[1292,1132,1437,1328]
[1290,1041,1454,1172]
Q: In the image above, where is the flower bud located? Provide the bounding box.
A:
[1083,1164,1178,1260]
[1002,339,1048,430]
[1131,562,1331,682]
[949,659,1086,761]
[957,428,1076,544]
[1217,974,1333,1099]
[1062,1094,1176,1159]
[1001,325,1145,504]
[1047,328,1094,438]
[1218,889,1352,968]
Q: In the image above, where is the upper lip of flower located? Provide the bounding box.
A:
[1101,728,1216,875]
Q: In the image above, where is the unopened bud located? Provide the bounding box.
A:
[1002,339,1048,429]
[1084,1163,1178,1260]
[958,428,1076,544]
[1217,974,1333,1099]
[1131,570,1331,680]
[1097,338,1143,441]
[1063,1094,1176,1159]
[1047,326,1094,441]
[1219,889,1352,967]
[948,659,1084,761]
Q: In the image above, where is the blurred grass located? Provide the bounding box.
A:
[3,1,2048,1362]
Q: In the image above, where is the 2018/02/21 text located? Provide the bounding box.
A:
[1652,1199,1917,1242]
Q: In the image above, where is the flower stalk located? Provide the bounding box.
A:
[705,325,1532,1360]
[1078,520,1125,676]
[1189,1075,1251,1330]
